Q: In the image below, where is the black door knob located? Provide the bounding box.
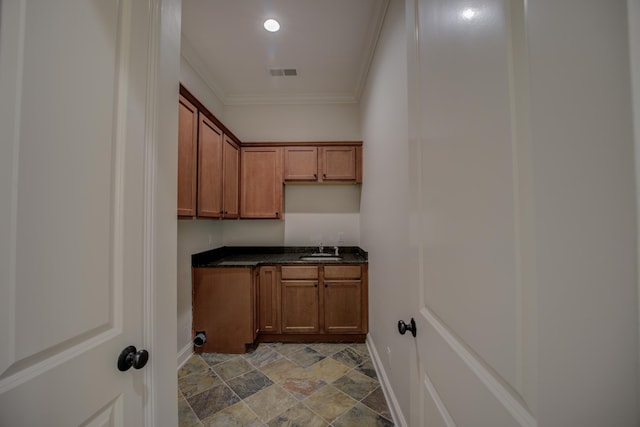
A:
[398,318,417,337]
[118,345,149,371]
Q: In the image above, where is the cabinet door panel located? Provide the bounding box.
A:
[223,136,239,218]
[177,96,198,216]
[320,146,356,181]
[284,146,318,181]
[241,147,283,219]
[324,280,363,333]
[192,268,254,353]
[281,280,319,333]
[197,115,223,217]
[258,266,280,333]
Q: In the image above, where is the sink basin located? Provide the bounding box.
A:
[299,255,343,262]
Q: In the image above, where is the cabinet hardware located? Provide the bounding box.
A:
[397,318,417,337]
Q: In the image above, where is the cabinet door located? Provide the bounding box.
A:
[192,268,254,353]
[281,280,319,333]
[197,115,223,218]
[319,146,356,181]
[241,147,283,219]
[258,266,280,333]
[324,280,363,333]
[177,96,198,216]
[284,146,318,181]
[222,136,240,218]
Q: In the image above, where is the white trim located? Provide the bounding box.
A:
[421,307,537,427]
[142,0,160,426]
[423,370,457,427]
[353,0,390,102]
[177,343,193,370]
[366,335,408,427]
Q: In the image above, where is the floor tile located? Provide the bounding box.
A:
[226,369,274,399]
[266,402,328,427]
[177,343,394,427]
[303,385,357,423]
[179,355,209,378]
[287,347,326,368]
[356,357,378,379]
[212,356,254,381]
[361,387,393,421]
[332,347,366,368]
[260,358,309,383]
[333,402,394,427]
[200,352,237,367]
[281,377,326,400]
[178,396,201,427]
[243,384,299,422]
[349,342,369,356]
[269,343,309,357]
[307,343,348,356]
[307,357,351,383]
[179,369,223,399]
[186,383,240,420]
[332,370,380,400]
[201,401,265,427]
[243,344,283,369]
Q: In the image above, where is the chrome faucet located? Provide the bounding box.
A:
[333,246,339,256]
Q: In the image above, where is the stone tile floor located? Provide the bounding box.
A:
[178,342,394,426]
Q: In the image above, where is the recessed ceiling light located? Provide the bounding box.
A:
[460,8,478,20]
[263,19,280,32]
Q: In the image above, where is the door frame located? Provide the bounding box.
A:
[143,0,181,424]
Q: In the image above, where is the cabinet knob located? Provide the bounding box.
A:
[275,212,279,218]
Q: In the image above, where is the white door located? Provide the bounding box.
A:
[406,0,638,425]
[0,0,179,425]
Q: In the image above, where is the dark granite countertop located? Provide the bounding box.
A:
[192,246,368,268]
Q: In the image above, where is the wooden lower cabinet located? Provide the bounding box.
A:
[259,264,367,341]
[192,267,254,354]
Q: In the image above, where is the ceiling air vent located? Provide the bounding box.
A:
[269,68,297,77]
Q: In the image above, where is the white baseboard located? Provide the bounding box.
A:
[177,342,193,370]
[366,335,408,427]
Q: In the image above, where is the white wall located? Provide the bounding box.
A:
[526,1,638,424]
[629,0,640,404]
[359,0,411,420]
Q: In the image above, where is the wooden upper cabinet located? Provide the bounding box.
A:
[222,136,240,218]
[197,114,224,218]
[319,146,357,182]
[284,147,318,181]
[283,144,363,184]
[241,147,283,219]
[177,95,198,217]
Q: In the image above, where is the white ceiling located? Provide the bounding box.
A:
[181,0,390,105]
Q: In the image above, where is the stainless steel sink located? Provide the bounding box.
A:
[299,254,343,262]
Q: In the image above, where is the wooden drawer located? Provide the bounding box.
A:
[324,265,362,280]
[281,265,319,280]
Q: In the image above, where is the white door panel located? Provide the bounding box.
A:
[407,0,536,425]
[0,0,176,424]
